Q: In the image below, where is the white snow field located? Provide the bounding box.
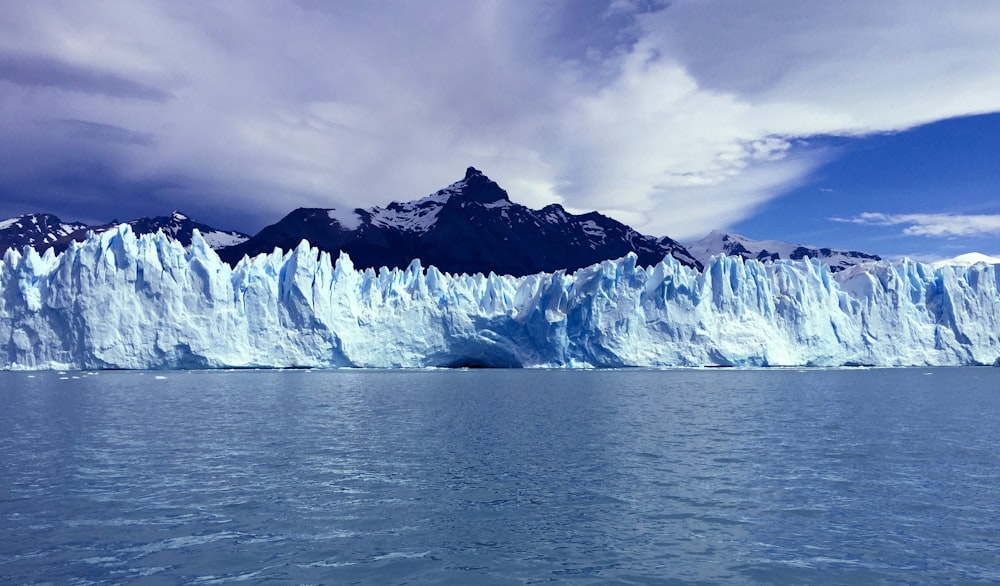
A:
[2,225,999,369]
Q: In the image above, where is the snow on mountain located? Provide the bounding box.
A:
[0,211,248,255]
[121,211,249,249]
[218,167,701,275]
[364,186,454,232]
[0,214,88,253]
[3,226,998,370]
[326,208,362,231]
[931,252,1000,269]
[686,230,880,272]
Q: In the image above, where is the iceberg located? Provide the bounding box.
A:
[2,225,999,370]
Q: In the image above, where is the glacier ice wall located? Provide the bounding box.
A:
[2,225,999,369]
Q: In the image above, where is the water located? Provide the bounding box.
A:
[1,368,999,584]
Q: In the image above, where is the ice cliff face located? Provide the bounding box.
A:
[2,226,999,370]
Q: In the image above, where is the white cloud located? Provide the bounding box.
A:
[832,213,1000,238]
[534,0,1000,236]
[2,1,1000,236]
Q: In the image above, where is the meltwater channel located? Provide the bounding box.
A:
[2,368,999,584]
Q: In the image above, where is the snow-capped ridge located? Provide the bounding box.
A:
[0,211,248,256]
[0,213,88,253]
[687,230,880,273]
[124,211,250,249]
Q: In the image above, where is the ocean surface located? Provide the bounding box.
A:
[1,368,999,584]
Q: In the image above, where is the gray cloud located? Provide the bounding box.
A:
[52,119,156,146]
[0,52,171,101]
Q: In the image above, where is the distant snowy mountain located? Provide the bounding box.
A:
[217,167,701,275]
[686,230,880,273]
[0,214,88,253]
[0,211,248,255]
[111,212,249,250]
[931,252,1000,269]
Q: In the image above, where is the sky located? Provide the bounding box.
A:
[1,0,999,261]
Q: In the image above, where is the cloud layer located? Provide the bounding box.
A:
[833,213,1000,238]
[2,1,1000,238]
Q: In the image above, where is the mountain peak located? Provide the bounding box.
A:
[217,167,702,274]
[453,166,509,204]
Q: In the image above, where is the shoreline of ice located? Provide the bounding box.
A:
[2,225,999,370]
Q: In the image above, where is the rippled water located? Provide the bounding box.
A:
[2,368,999,584]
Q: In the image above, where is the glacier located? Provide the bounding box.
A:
[2,225,999,370]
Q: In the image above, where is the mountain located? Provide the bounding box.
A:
[0,211,248,255]
[0,214,88,253]
[98,212,249,250]
[685,230,880,272]
[3,226,999,369]
[217,167,701,275]
[931,252,1000,269]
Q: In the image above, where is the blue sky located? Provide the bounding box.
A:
[734,113,1000,259]
[1,1,999,260]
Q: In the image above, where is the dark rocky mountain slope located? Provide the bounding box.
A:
[218,167,701,275]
